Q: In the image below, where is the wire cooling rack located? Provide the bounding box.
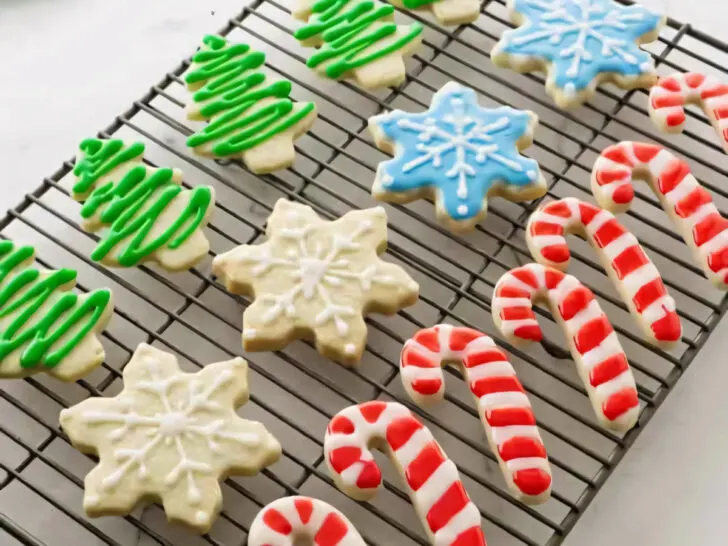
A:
[2,1,728,545]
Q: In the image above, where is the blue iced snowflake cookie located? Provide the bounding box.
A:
[369,82,546,232]
[492,0,666,109]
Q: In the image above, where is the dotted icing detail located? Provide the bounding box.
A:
[371,82,542,222]
[185,35,316,157]
[496,0,663,92]
[73,139,214,269]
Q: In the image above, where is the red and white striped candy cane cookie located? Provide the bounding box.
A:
[400,324,552,504]
[591,141,728,288]
[325,401,487,546]
[492,263,640,432]
[526,197,681,348]
[248,496,365,546]
[649,72,728,153]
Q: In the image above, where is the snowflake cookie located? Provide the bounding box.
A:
[60,344,281,533]
[212,200,420,365]
[369,82,546,232]
[491,0,666,109]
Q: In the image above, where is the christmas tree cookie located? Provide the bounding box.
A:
[73,139,215,271]
[0,240,113,381]
[60,344,281,533]
[212,200,420,365]
[293,0,424,89]
[185,35,317,174]
[392,0,480,26]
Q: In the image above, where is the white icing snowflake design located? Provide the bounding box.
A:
[60,344,281,532]
[494,0,663,96]
[212,200,419,363]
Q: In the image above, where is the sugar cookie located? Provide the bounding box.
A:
[649,72,728,153]
[391,0,480,25]
[527,197,681,347]
[292,0,424,89]
[369,81,546,232]
[492,263,640,432]
[400,324,552,504]
[60,344,281,533]
[325,401,486,545]
[0,240,113,381]
[73,138,214,271]
[591,141,728,289]
[492,0,665,109]
[185,35,317,174]
[212,200,419,365]
[248,496,365,545]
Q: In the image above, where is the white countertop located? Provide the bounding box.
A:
[3,0,726,545]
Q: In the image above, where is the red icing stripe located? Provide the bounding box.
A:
[589,354,630,387]
[413,378,443,396]
[496,285,530,298]
[544,268,565,289]
[315,513,348,546]
[464,348,507,368]
[295,497,314,525]
[612,185,635,204]
[579,202,600,224]
[723,128,728,142]
[713,106,728,120]
[543,201,572,217]
[402,346,438,369]
[387,415,423,451]
[499,436,547,461]
[658,159,691,194]
[360,401,387,423]
[666,111,687,127]
[708,247,728,273]
[514,324,543,341]
[652,312,682,342]
[558,286,593,321]
[486,407,535,427]
[471,376,524,397]
[413,328,440,352]
[574,316,613,355]
[449,328,483,351]
[356,462,382,490]
[602,388,639,421]
[406,442,446,491]
[613,246,649,279]
[685,73,706,88]
[542,245,570,264]
[701,84,728,100]
[530,221,563,236]
[602,145,633,166]
[596,168,629,186]
[632,143,662,163]
[659,77,681,92]
[329,415,355,435]
[651,94,684,109]
[693,213,728,247]
[426,482,470,533]
[264,508,292,536]
[632,277,667,312]
[451,527,487,546]
[675,186,712,218]
[513,468,552,496]
[501,307,535,321]
[511,267,539,288]
[593,218,627,248]
[329,446,362,473]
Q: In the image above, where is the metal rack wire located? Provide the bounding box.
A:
[1,1,727,544]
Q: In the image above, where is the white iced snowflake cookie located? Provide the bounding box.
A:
[212,200,420,365]
[491,0,666,109]
[59,344,281,533]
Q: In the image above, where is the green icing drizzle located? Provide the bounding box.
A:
[74,139,214,267]
[294,0,423,79]
[0,241,112,369]
[185,35,316,156]
[402,0,437,8]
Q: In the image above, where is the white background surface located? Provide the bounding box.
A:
[2,0,727,545]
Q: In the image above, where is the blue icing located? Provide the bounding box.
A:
[372,82,541,221]
[498,0,662,92]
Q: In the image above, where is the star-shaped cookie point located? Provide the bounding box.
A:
[369,82,546,232]
[492,0,665,108]
[60,344,281,533]
[212,200,420,365]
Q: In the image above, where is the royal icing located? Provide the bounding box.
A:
[248,496,365,546]
[492,0,663,105]
[394,0,480,25]
[212,200,419,364]
[527,197,681,346]
[292,0,423,89]
[492,263,640,432]
[59,344,281,533]
[73,139,215,270]
[0,241,113,381]
[185,35,317,173]
[591,141,728,289]
[649,72,728,153]
[325,401,486,545]
[400,324,552,504]
[370,82,545,231]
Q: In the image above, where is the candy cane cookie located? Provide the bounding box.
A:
[527,197,681,348]
[248,496,365,546]
[492,264,640,432]
[325,401,487,546]
[400,324,551,504]
[591,141,728,288]
[649,72,728,153]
